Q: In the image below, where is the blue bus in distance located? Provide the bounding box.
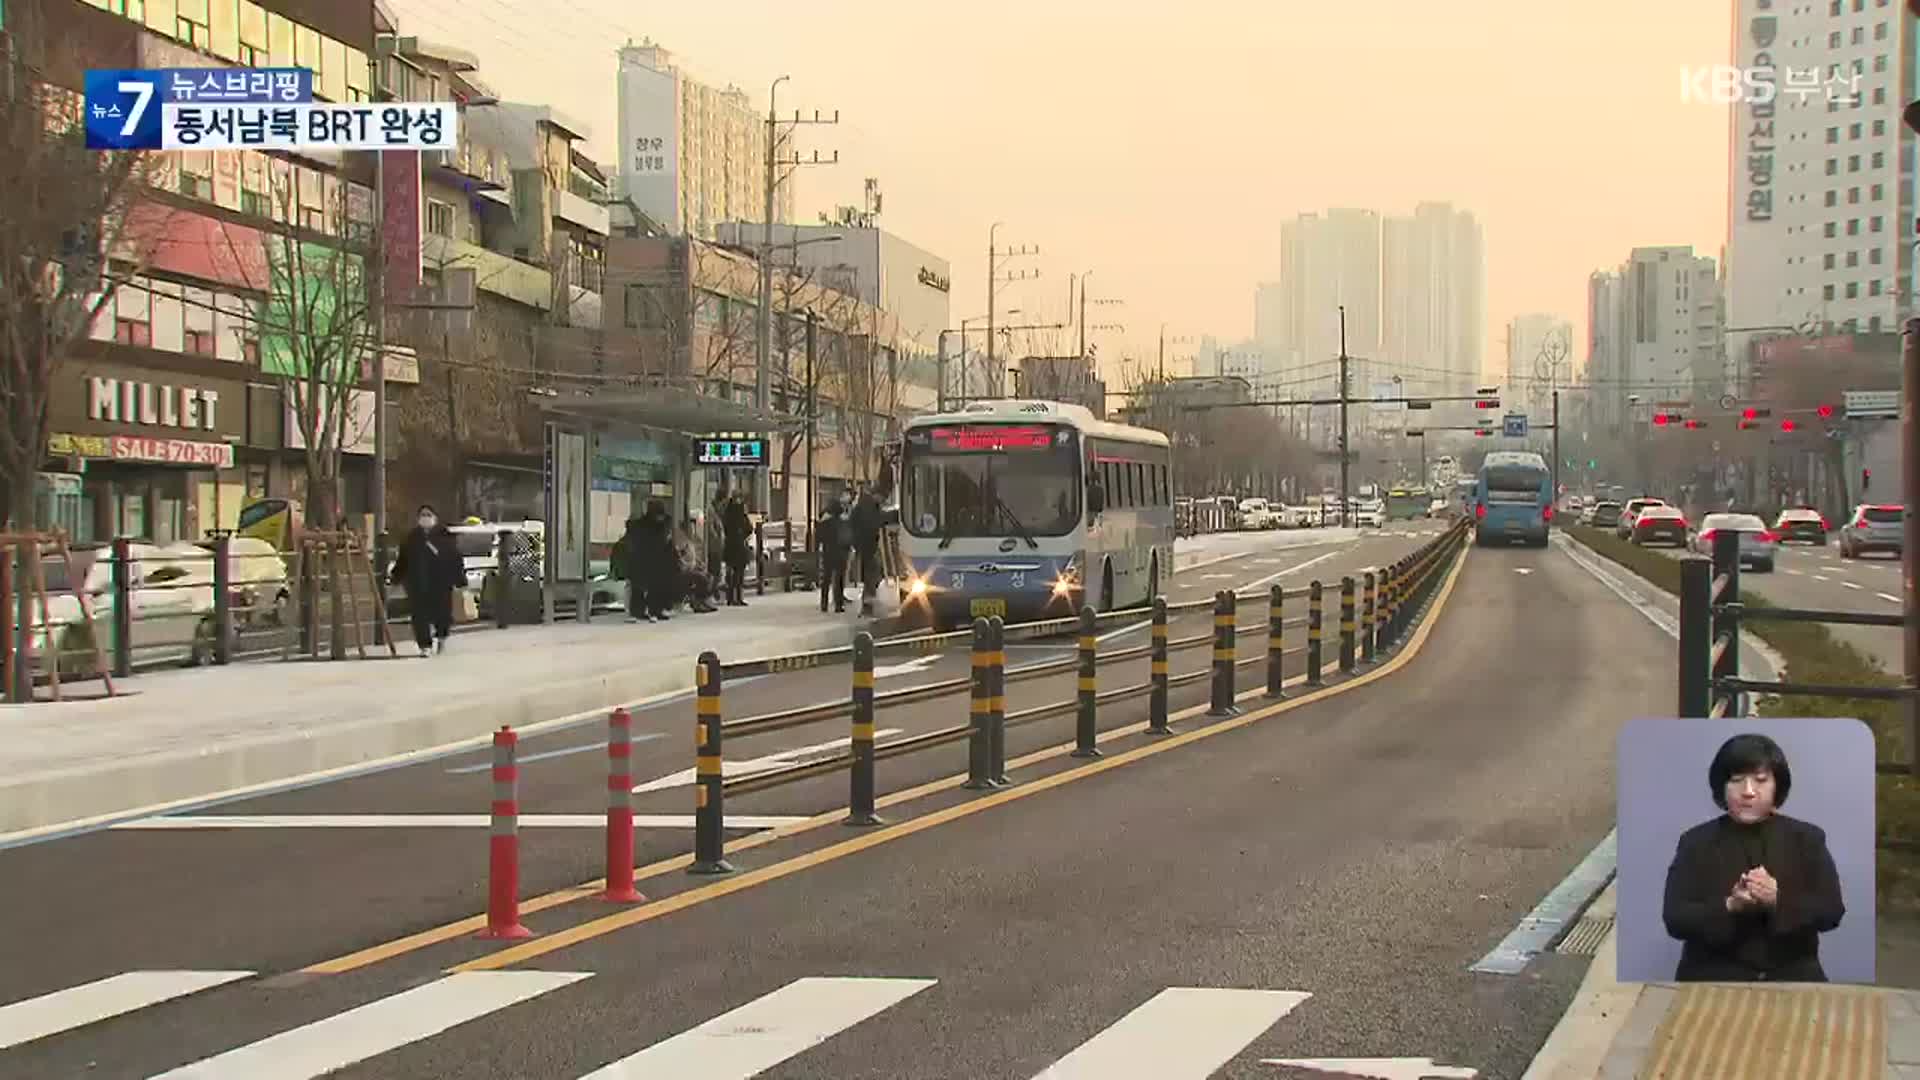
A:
[1473,451,1553,547]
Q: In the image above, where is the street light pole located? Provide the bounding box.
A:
[1338,305,1351,523]
[755,75,789,520]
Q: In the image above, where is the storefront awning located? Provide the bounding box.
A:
[538,384,800,435]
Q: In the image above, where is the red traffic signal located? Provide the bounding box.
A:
[1816,404,1834,419]
[1474,398,1499,409]
[1742,407,1756,420]
[1780,418,1797,432]
[1652,412,1671,426]
[1473,428,1492,437]
[1738,419,1754,430]
[1683,419,1703,430]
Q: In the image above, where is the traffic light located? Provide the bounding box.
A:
[1863,467,1872,491]
[1780,418,1797,432]
[1587,459,1596,469]
[1473,428,1493,437]
[1740,406,1771,421]
[1653,412,1672,426]
[1474,398,1500,410]
[1405,428,1425,437]
[1738,419,1754,430]
[1816,404,1834,419]
[1683,418,1705,430]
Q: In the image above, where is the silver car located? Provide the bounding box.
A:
[1691,512,1776,572]
[1838,504,1904,559]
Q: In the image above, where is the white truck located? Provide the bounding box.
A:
[1237,497,1277,530]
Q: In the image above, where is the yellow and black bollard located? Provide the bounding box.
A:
[964,618,994,791]
[1361,570,1377,665]
[1072,606,1101,758]
[1266,583,1286,697]
[988,616,1010,785]
[1208,590,1239,717]
[1148,596,1172,734]
[689,651,733,875]
[845,632,882,826]
[1338,576,1357,673]
[1393,557,1410,641]
[1306,580,1324,686]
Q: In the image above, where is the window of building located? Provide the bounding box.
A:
[1847,250,1859,266]
[1832,0,1842,12]
[184,328,214,356]
[1824,284,1837,300]
[1825,159,1838,175]
[1855,0,1866,9]
[1875,21,1888,39]
[1869,279,1882,295]
[1872,182,1883,200]
[174,0,209,47]
[1870,215,1883,231]
[1824,222,1838,237]
[114,316,152,346]
[1870,317,1882,333]
[1825,253,1837,269]
[1848,218,1860,234]
[1852,26,1866,44]
[1870,247,1882,264]
[1829,30,1843,47]
[1826,190,1838,206]
[1873,118,1886,135]
[1875,54,1888,72]
[1850,122,1863,138]
[1849,187,1861,204]
[1849,154,1861,170]
[1872,150,1884,168]
[1874,87,1886,104]
[1827,127,1839,143]
[426,199,454,237]
[1845,282,1859,298]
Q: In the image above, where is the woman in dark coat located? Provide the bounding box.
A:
[1662,732,1845,982]
[622,500,677,622]
[389,504,466,657]
[721,493,752,607]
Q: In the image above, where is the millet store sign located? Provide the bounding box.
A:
[87,375,222,431]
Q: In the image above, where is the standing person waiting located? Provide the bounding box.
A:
[722,492,753,606]
[817,496,852,613]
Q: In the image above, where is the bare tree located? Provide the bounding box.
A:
[817,288,893,487]
[0,0,162,529]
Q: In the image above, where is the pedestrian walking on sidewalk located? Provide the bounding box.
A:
[389,504,465,657]
[1662,733,1845,982]
[721,493,752,607]
[850,484,884,617]
[818,497,852,613]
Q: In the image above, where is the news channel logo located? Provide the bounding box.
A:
[1679,65,1862,106]
[83,67,458,152]
[84,67,311,149]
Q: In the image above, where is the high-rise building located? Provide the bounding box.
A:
[1723,0,1913,355]
[1272,210,1380,384]
[1589,247,1724,430]
[614,40,794,239]
[1381,202,1484,397]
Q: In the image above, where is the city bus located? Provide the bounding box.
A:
[1385,487,1430,521]
[897,400,1174,629]
[1474,450,1554,547]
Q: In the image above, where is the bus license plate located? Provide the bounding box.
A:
[971,598,1006,619]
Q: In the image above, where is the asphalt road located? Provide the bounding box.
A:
[0,523,1450,1020]
[0,524,1681,1080]
[1640,535,1906,669]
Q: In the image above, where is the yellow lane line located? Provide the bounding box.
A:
[447,542,1468,972]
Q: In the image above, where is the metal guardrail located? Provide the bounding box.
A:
[684,520,1471,866]
[1677,527,1918,776]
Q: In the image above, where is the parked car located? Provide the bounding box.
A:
[27,541,213,677]
[1629,504,1688,546]
[1692,512,1777,571]
[1771,506,1829,546]
[1615,497,1668,539]
[1838,503,1905,559]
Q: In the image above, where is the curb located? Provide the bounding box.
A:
[1518,883,1643,1080]
[0,619,872,841]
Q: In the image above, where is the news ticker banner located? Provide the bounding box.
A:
[84,67,457,151]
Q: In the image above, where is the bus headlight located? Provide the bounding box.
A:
[908,576,928,597]
[1051,556,1081,596]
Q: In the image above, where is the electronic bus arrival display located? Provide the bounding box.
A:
[924,424,1058,452]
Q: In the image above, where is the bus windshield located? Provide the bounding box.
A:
[1484,465,1547,501]
[903,423,1081,539]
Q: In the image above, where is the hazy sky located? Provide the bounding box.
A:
[392,0,1731,378]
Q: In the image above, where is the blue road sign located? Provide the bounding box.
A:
[1502,413,1529,438]
[85,67,311,149]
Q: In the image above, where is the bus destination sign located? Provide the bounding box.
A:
[928,425,1055,452]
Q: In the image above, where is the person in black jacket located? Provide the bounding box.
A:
[817,497,852,613]
[623,501,676,622]
[849,485,884,616]
[721,493,752,607]
[1662,732,1845,982]
[389,504,466,657]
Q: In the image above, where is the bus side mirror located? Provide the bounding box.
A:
[1087,484,1106,516]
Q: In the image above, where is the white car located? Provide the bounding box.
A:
[1353,501,1386,529]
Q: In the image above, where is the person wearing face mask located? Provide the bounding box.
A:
[389,504,467,657]
[1661,733,1845,982]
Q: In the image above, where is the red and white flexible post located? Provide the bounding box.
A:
[478,725,533,939]
[601,707,644,903]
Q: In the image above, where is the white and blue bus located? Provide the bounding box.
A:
[1473,450,1554,547]
[897,400,1175,629]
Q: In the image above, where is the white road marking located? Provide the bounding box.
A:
[110,814,808,830]
[632,731,904,793]
[1241,549,1342,591]
[872,654,943,679]
[1032,988,1311,1079]
[150,970,589,1078]
[0,971,253,1051]
[1785,568,1803,575]
[445,733,666,774]
[1261,1057,1477,1079]
[1843,581,1863,590]
[1879,592,1902,604]
[578,976,935,1079]
[1202,573,1235,580]
[1813,575,1830,583]
[1513,568,1533,575]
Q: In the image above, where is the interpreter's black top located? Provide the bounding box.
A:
[1661,812,1844,982]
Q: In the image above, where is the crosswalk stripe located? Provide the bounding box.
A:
[578,976,935,1078]
[149,970,589,1079]
[1030,987,1311,1079]
[0,971,254,1051]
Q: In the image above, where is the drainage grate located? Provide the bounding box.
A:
[1555,914,1614,956]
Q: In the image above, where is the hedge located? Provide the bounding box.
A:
[1564,525,1919,914]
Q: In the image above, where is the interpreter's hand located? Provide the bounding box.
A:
[1743,867,1779,908]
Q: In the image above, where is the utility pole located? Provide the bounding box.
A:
[756,78,838,520]
[1903,317,1918,777]
[986,222,1039,396]
[370,148,388,643]
[1338,305,1351,524]
[1552,390,1561,512]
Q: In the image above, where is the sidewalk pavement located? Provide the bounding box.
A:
[0,532,1299,841]
[1523,882,1920,1080]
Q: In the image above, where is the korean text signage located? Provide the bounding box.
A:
[85,68,456,151]
[917,267,951,293]
[696,439,769,467]
[1741,3,1777,222]
[48,432,234,469]
[928,425,1055,452]
[1843,389,1900,420]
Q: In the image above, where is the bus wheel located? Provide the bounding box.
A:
[1147,557,1160,603]
[1100,562,1115,613]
